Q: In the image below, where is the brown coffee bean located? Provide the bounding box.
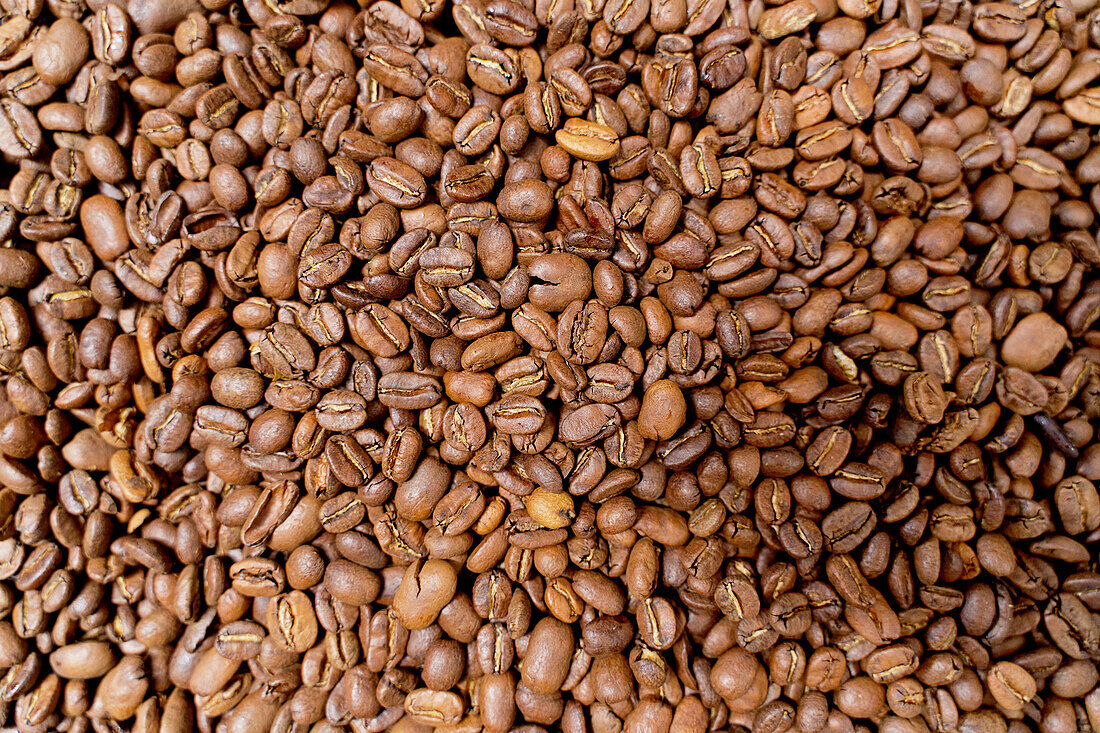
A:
[555,118,621,161]
[265,591,318,653]
[986,661,1036,711]
[521,617,573,694]
[393,559,458,630]
[49,641,115,680]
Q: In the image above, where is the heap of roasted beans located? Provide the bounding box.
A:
[0,0,1099,730]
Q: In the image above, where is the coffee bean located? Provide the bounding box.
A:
[555,118,621,161]
[265,591,318,653]
[987,661,1037,711]
[392,559,458,630]
[49,641,115,680]
[1001,312,1068,372]
[521,617,573,694]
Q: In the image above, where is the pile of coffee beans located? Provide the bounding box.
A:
[2,0,1100,730]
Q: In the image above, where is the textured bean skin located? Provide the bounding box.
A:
[1,1,1099,732]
